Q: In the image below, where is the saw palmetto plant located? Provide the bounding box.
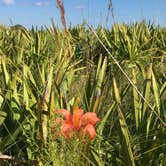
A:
[0,20,166,165]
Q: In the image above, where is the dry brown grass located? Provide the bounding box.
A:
[56,0,67,32]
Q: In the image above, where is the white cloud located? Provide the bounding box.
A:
[2,0,14,5]
[75,5,85,10]
[35,1,49,7]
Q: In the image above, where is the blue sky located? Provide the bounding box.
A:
[0,0,166,28]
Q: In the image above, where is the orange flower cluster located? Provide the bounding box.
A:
[52,108,100,140]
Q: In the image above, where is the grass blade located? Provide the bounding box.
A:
[113,77,135,166]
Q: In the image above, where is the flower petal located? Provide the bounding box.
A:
[82,112,100,126]
[61,122,74,138]
[55,109,72,122]
[83,124,96,140]
[72,108,84,130]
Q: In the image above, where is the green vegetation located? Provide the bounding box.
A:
[0,21,166,165]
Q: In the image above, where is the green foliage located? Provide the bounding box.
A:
[0,21,165,165]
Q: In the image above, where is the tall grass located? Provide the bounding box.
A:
[0,22,165,165]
